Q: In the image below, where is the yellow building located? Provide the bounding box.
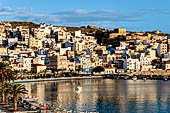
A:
[31,64,46,73]
[109,28,126,38]
[57,55,68,71]
[160,43,167,55]
[165,61,170,70]
[135,43,147,51]
[0,48,8,55]
[126,35,149,40]
[141,65,152,71]
[67,50,75,59]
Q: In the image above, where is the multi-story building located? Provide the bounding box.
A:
[157,43,167,57]
[57,55,68,72]
[124,57,140,72]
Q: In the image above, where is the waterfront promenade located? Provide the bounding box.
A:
[14,71,170,83]
[14,76,103,83]
[0,103,37,113]
[14,69,170,83]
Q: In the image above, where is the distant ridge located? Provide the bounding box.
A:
[8,21,39,28]
[0,21,104,34]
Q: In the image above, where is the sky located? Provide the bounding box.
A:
[0,0,170,33]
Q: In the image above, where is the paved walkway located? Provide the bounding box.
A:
[0,103,38,113]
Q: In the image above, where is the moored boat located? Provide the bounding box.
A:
[132,76,137,81]
[39,104,50,110]
[143,78,147,81]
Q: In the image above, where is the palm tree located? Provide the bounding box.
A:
[0,63,14,83]
[0,63,15,104]
[10,83,28,111]
[0,62,8,71]
[0,63,9,83]
[0,82,11,104]
[3,69,15,82]
[13,70,19,80]
[0,84,5,103]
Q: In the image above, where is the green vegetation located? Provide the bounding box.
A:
[0,62,28,111]
[94,30,126,48]
[0,82,11,104]
[93,66,105,73]
[94,30,111,44]
[10,83,28,111]
[76,65,81,75]
[106,36,126,48]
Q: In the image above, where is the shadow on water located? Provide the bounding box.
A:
[23,79,170,113]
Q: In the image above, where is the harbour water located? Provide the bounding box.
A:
[23,79,170,113]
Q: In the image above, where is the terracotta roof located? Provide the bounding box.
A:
[103,67,115,69]
[14,47,21,49]
[12,62,20,64]
[31,64,45,66]
[32,47,38,49]
[21,52,31,54]
[166,62,170,64]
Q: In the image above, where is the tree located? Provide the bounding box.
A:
[0,63,14,83]
[93,66,105,73]
[76,65,81,75]
[0,63,9,83]
[0,62,8,70]
[0,82,11,104]
[10,83,28,111]
[0,83,5,103]
[13,70,19,80]
[2,69,15,82]
[0,63,15,104]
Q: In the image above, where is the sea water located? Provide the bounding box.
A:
[23,79,170,113]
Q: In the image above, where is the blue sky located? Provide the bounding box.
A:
[0,0,170,33]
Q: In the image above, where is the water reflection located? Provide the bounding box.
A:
[23,79,170,113]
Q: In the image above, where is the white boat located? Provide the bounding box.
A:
[132,76,137,81]
[24,95,38,101]
[143,78,147,81]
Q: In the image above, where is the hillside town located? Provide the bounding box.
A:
[0,21,170,77]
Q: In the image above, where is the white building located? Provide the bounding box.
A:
[102,67,115,75]
[140,53,151,66]
[124,57,140,72]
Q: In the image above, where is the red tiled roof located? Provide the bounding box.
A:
[32,47,37,49]
[31,64,45,66]
[103,67,115,69]
[12,62,20,64]
[166,62,170,64]
[21,52,31,54]
[14,47,21,49]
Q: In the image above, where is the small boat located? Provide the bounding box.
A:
[124,76,129,80]
[163,77,168,81]
[132,76,137,81]
[40,104,50,110]
[162,76,168,81]
[55,105,62,111]
[143,78,147,81]
[24,95,38,101]
[67,110,72,113]
[23,100,40,110]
